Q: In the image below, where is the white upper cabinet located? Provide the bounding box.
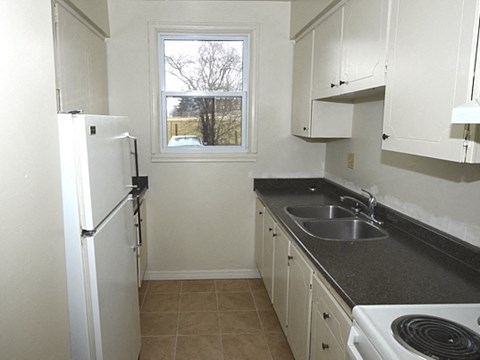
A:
[341,0,390,93]
[382,0,480,163]
[291,31,315,136]
[312,0,390,100]
[291,30,354,138]
[54,3,109,114]
[311,9,343,99]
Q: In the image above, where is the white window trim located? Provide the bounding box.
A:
[148,22,258,163]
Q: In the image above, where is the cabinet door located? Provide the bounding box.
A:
[55,3,109,114]
[273,226,289,334]
[311,8,343,100]
[311,275,351,360]
[262,210,275,302]
[341,0,388,92]
[291,31,314,137]
[286,244,313,360]
[254,198,265,275]
[382,0,480,163]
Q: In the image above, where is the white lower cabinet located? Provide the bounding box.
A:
[310,274,351,360]
[286,243,313,360]
[262,210,275,301]
[273,225,290,334]
[256,198,353,360]
[254,198,265,276]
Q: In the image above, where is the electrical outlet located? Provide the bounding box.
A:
[347,152,355,170]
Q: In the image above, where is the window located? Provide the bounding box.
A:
[149,25,257,162]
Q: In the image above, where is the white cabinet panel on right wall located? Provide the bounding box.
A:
[382,0,480,163]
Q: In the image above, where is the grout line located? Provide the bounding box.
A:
[140,279,290,359]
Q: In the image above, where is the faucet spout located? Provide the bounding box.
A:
[339,195,368,214]
[340,189,384,225]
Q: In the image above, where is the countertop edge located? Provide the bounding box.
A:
[254,177,480,309]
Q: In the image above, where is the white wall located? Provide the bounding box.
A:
[0,1,71,358]
[325,100,480,248]
[67,0,110,35]
[107,0,325,278]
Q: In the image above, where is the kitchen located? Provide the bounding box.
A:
[1,0,480,360]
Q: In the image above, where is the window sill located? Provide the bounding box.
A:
[151,152,257,163]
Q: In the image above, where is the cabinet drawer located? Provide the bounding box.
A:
[313,275,351,347]
[312,324,345,360]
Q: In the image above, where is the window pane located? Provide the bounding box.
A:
[166,96,242,146]
[164,39,244,92]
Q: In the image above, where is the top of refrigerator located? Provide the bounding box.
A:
[58,113,133,231]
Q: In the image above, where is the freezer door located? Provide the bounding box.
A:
[85,197,140,360]
[72,114,132,230]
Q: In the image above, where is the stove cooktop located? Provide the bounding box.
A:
[391,314,480,360]
[352,304,480,360]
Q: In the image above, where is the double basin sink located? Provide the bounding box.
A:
[285,205,387,241]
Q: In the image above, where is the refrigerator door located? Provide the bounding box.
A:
[63,113,133,230]
[85,196,141,360]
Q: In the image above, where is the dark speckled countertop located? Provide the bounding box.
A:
[254,178,480,310]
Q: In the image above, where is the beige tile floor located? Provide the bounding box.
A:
[138,279,295,360]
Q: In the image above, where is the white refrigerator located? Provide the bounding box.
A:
[58,113,141,360]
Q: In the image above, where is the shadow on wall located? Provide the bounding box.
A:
[381,150,480,184]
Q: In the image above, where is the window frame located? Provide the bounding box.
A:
[149,23,258,162]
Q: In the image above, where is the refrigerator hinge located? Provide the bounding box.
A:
[81,229,96,237]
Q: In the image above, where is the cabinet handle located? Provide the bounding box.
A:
[259,211,263,215]
[382,133,390,140]
[323,312,330,320]
[272,233,277,237]
[330,83,337,88]
[288,255,293,260]
[322,343,330,350]
[339,80,347,86]
[303,127,308,131]
[268,227,273,232]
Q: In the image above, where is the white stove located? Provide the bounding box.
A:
[348,304,480,360]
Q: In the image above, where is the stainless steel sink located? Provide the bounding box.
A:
[285,205,354,219]
[301,219,388,241]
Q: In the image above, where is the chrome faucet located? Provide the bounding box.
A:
[340,189,383,225]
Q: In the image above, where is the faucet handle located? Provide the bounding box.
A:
[361,189,377,207]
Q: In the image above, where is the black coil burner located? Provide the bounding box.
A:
[391,315,480,360]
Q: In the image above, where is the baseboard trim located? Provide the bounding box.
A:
[145,269,260,280]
